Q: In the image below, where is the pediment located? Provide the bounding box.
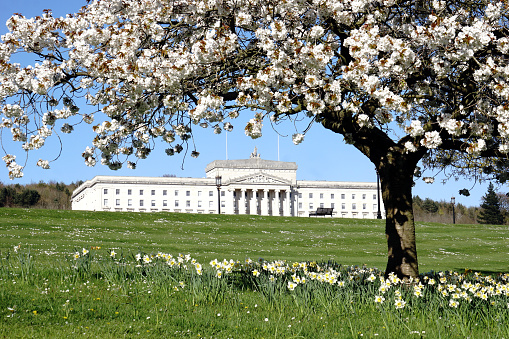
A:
[228,172,291,185]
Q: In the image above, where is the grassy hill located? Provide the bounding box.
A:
[1,208,508,272]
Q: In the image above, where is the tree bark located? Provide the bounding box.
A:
[378,154,419,279]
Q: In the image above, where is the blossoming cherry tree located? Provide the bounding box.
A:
[1,0,509,279]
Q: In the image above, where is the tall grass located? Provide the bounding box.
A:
[1,246,508,338]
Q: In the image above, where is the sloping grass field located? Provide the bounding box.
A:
[1,208,508,272]
[1,208,509,338]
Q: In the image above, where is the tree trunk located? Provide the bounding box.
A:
[318,106,423,279]
[379,158,419,280]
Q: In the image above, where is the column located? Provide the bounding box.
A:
[249,189,257,215]
[251,188,260,215]
[283,189,291,216]
[273,189,280,216]
[225,189,235,215]
[239,188,246,214]
[261,189,269,216]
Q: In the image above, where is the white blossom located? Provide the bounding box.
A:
[292,133,305,145]
[36,159,50,169]
[421,131,442,149]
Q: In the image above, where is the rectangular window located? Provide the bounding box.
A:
[163,200,167,207]
[103,189,108,194]
[341,194,345,199]
[198,201,202,208]
[331,194,335,199]
[352,194,356,199]
[128,199,132,206]
[309,203,314,209]
[373,194,377,200]
[352,203,357,210]
[221,191,225,197]
[342,203,346,210]
[103,199,108,206]
[209,201,213,208]
[151,200,156,207]
[309,193,313,199]
[175,190,179,196]
[140,200,144,207]
[331,203,335,208]
[209,191,214,197]
[151,190,156,196]
[362,194,366,199]
[163,190,167,196]
[128,189,132,195]
[175,200,179,207]
[298,202,303,209]
[116,189,120,195]
[373,204,377,211]
[140,190,144,196]
[320,193,324,199]
[363,203,367,210]
[186,200,191,207]
[320,203,324,208]
[116,199,120,206]
[198,191,202,197]
[186,191,191,196]
[298,193,302,199]
[221,201,225,208]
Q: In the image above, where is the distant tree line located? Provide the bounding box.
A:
[413,184,507,225]
[413,196,480,224]
[0,181,82,209]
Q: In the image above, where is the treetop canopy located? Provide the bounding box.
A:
[0,0,508,182]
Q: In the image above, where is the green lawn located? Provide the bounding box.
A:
[1,208,508,272]
[1,208,509,338]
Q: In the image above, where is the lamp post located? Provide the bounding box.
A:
[451,196,456,224]
[216,175,222,215]
[376,169,382,219]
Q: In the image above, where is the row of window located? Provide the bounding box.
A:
[104,198,378,211]
[299,193,377,200]
[298,202,379,211]
[103,188,224,197]
[103,189,377,201]
[104,199,226,208]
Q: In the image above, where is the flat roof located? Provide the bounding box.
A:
[205,158,298,172]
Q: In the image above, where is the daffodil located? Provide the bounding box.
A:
[394,299,406,309]
[449,299,459,308]
[288,281,297,291]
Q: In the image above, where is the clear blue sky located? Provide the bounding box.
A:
[0,0,503,207]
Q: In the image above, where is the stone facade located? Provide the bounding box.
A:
[71,152,384,219]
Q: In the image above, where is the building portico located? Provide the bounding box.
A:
[228,186,292,216]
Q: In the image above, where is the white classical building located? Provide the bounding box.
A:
[71,150,384,218]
